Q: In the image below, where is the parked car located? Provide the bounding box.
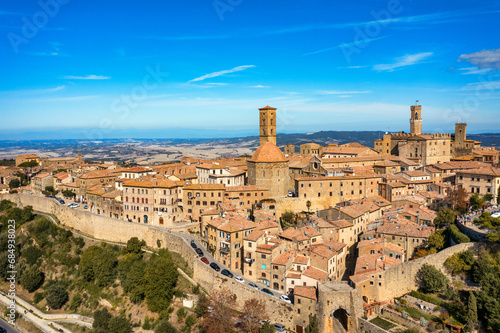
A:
[234,276,244,283]
[190,242,198,249]
[200,257,209,264]
[261,288,274,296]
[491,211,500,218]
[248,282,259,290]
[84,205,88,209]
[280,295,291,303]
[58,199,65,204]
[210,262,220,272]
[221,269,233,278]
[68,203,79,208]
[274,323,285,332]
[195,248,203,257]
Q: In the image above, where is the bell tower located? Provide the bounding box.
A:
[259,106,277,145]
[410,103,422,135]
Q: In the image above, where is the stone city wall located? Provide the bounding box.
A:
[4,194,297,329]
[379,242,482,301]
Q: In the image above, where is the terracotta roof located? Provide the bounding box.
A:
[248,142,288,163]
[402,170,430,178]
[293,255,310,265]
[124,166,154,173]
[259,105,277,110]
[200,207,218,216]
[256,244,277,253]
[244,229,265,241]
[308,244,337,259]
[330,219,353,229]
[455,166,500,177]
[80,170,120,179]
[377,222,434,238]
[323,241,347,252]
[272,251,294,265]
[208,213,256,233]
[255,219,279,230]
[302,267,329,281]
[102,190,121,198]
[293,286,317,300]
[226,185,268,192]
[33,173,51,179]
[353,253,401,276]
[53,172,69,180]
[184,183,225,190]
[286,271,302,279]
[123,176,179,188]
[17,154,39,158]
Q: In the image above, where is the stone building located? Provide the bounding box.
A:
[181,183,226,221]
[455,166,500,201]
[248,106,290,198]
[259,105,277,145]
[15,154,40,166]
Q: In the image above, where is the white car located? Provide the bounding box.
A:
[491,212,500,218]
[68,203,79,208]
[234,276,244,283]
[280,295,291,303]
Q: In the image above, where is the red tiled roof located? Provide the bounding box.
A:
[248,142,288,163]
[302,267,328,281]
[293,286,317,300]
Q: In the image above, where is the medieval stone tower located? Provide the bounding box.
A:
[248,106,289,198]
[259,105,277,145]
[409,104,422,135]
[455,123,467,147]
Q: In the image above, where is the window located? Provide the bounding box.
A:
[261,255,266,259]
[298,298,301,304]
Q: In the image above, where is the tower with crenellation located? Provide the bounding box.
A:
[409,104,422,135]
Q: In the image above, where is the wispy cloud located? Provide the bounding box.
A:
[458,67,493,75]
[373,52,433,72]
[459,49,500,70]
[62,75,111,80]
[146,35,229,41]
[187,65,255,83]
[462,80,500,91]
[302,36,388,56]
[249,85,270,88]
[317,90,371,95]
[40,95,99,102]
[336,65,367,69]
[206,83,228,86]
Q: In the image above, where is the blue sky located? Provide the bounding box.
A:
[1,0,499,139]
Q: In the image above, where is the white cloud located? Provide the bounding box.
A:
[249,85,270,88]
[463,80,500,91]
[62,75,111,80]
[337,65,367,69]
[187,65,255,83]
[205,83,228,86]
[302,36,388,57]
[317,90,371,95]
[459,49,500,70]
[373,52,433,72]
[458,67,493,75]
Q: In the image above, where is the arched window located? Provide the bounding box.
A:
[415,112,419,119]
[132,197,135,203]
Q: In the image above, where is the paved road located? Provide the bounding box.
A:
[150,226,289,302]
[0,317,21,333]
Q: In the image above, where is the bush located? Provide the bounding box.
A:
[177,308,186,322]
[45,284,69,309]
[417,264,449,293]
[33,291,45,304]
[449,224,470,244]
[19,265,44,293]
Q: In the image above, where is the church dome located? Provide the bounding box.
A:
[248,142,288,163]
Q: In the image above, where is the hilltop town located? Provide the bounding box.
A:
[1,104,500,333]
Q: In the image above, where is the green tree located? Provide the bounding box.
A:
[93,308,112,332]
[22,245,43,265]
[42,185,58,197]
[467,291,478,329]
[434,207,457,228]
[281,211,295,227]
[427,229,445,250]
[484,193,494,202]
[469,193,485,210]
[417,264,449,293]
[259,321,275,333]
[69,294,82,311]
[144,249,178,312]
[305,314,319,333]
[19,265,44,293]
[62,190,76,198]
[194,292,208,318]
[123,237,146,255]
[118,253,146,303]
[155,320,178,333]
[45,284,69,309]
[108,315,132,333]
[306,200,312,212]
[0,253,9,281]
[8,178,20,189]
[18,160,38,167]
[93,247,118,287]
[177,308,186,323]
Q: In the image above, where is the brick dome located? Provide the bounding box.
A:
[248,142,288,163]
